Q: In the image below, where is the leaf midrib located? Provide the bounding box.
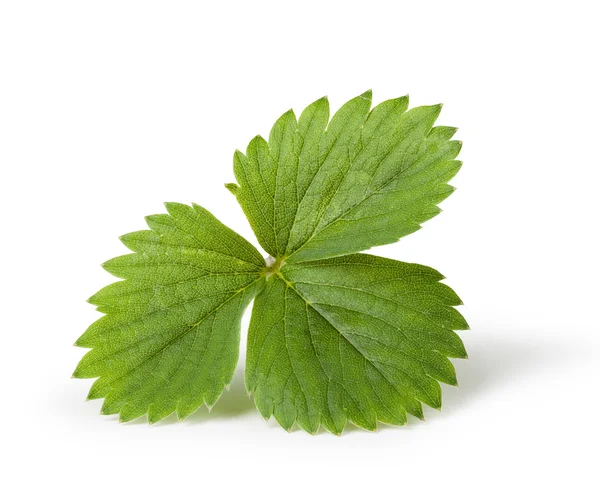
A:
[285,135,435,262]
[276,273,432,408]
[82,276,264,379]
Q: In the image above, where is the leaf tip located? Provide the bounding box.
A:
[87,292,100,305]
[425,102,443,112]
[163,201,180,213]
[117,233,130,246]
[225,182,239,195]
[359,89,373,101]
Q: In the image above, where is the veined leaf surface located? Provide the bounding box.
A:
[75,92,468,433]
[227,91,462,262]
[246,254,467,434]
[73,203,265,423]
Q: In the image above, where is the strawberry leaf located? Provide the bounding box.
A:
[227,91,462,262]
[73,203,265,423]
[246,254,467,434]
[75,92,468,433]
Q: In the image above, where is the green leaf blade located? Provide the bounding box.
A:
[246,253,468,434]
[230,91,373,260]
[75,92,468,434]
[73,203,265,423]
[228,91,462,263]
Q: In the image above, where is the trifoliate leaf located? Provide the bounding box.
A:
[75,92,468,433]
[73,203,265,423]
[246,254,467,434]
[227,90,462,262]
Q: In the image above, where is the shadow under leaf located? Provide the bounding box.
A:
[340,326,583,435]
[152,366,255,426]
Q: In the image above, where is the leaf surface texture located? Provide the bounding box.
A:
[246,254,467,434]
[73,203,265,423]
[228,91,462,262]
[75,92,468,433]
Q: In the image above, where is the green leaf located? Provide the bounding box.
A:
[227,90,462,263]
[75,92,468,433]
[73,203,265,423]
[246,254,467,434]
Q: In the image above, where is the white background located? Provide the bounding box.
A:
[1,1,598,487]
